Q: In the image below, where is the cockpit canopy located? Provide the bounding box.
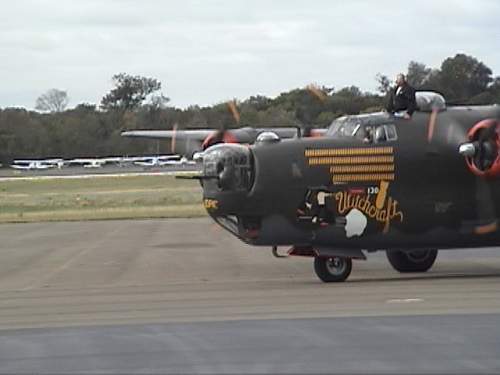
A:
[327,112,390,137]
[325,91,446,142]
[326,112,398,144]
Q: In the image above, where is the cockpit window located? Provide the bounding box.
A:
[368,124,398,143]
[327,112,396,141]
[328,117,398,144]
[327,117,364,140]
[385,124,397,141]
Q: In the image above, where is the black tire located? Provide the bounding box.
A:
[314,256,352,282]
[386,249,438,273]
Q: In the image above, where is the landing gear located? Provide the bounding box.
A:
[314,256,352,282]
[386,249,438,273]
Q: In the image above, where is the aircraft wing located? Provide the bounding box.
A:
[121,127,327,142]
[133,161,153,166]
[121,130,213,141]
[10,164,29,170]
[158,155,181,160]
[121,156,152,162]
[13,159,39,163]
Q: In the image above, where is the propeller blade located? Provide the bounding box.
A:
[171,123,178,154]
[458,119,500,235]
[474,177,498,235]
[306,84,327,103]
[427,108,439,143]
[227,100,240,124]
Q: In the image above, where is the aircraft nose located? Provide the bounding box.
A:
[202,144,254,193]
[200,144,254,216]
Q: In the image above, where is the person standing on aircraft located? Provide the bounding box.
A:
[386,73,416,119]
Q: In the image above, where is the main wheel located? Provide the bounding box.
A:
[386,249,438,273]
[314,256,352,282]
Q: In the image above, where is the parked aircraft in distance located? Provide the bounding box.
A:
[133,155,182,167]
[67,158,107,168]
[10,159,62,170]
[7,155,193,171]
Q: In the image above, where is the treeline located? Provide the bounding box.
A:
[0,53,499,163]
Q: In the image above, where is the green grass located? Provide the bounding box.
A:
[0,175,206,223]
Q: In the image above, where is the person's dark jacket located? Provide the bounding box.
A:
[386,84,416,115]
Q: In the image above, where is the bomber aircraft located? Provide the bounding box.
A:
[186,92,500,282]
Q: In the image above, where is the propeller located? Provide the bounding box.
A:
[306,84,328,103]
[227,100,241,124]
[459,119,500,177]
[170,123,178,154]
[426,108,439,143]
[297,84,329,137]
[201,100,240,150]
[457,118,500,234]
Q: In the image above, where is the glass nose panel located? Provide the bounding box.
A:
[202,144,254,191]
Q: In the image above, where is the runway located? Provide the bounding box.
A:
[0,218,499,373]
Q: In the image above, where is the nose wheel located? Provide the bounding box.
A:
[314,256,352,282]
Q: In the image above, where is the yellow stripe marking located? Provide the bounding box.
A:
[332,173,395,182]
[330,164,395,173]
[305,147,393,157]
[309,156,394,165]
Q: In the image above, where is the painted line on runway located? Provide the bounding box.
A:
[386,298,424,304]
[0,171,200,182]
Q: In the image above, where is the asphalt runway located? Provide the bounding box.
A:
[0,218,499,373]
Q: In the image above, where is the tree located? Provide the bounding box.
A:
[406,61,432,89]
[336,86,362,97]
[439,54,493,100]
[245,95,272,111]
[331,86,380,115]
[488,77,500,103]
[375,73,391,95]
[149,93,170,110]
[35,89,69,112]
[144,94,170,128]
[100,73,163,111]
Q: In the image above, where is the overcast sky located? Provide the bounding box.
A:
[1,0,499,109]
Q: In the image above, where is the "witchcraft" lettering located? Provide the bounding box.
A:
[335,191,404,233]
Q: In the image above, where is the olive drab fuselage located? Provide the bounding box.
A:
[201,106,500,252]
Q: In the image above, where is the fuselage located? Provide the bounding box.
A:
[201,105,500,251]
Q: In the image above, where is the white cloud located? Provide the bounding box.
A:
[0,0,499,108]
